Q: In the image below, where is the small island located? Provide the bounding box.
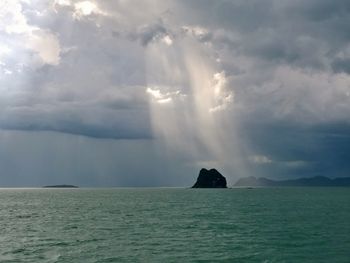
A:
[192,168,227,188]
[43,184,79,188]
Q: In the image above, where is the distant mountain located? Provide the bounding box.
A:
[43,184,78,188]
[234,176,350,187]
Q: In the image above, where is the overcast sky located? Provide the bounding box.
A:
[0,0,350,186]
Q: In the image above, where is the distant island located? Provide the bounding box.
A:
[234,176,350,187]
[43,184,79,188]
[192,168,227,188]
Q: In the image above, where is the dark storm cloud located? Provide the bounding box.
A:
[332,58,350,74]
[179,0,350,71]
[0,1,152,140]
[0,107,152,139]
[3,0,348,141]
[1,0,350,186]
[239,119,350,178]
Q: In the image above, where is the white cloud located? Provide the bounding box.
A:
[0,0,32,34]
[146,87,163,99]
[249,155,273,164]
[4,69,13,75]
[162,35,173,46]
[0,44,11,58]
[73,1,107,20]
[54,0,71,7]
[157,97,172,104]
[209,72,234,113]
[0,0,61,66]
[146,87,183,104]
[26,30,61,65]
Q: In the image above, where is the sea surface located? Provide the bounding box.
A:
[0,188,349,262]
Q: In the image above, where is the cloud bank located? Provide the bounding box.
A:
[0,0,350,186]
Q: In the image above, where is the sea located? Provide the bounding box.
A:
[0,188,349,262]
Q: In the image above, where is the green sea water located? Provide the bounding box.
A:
[0,188,349,262]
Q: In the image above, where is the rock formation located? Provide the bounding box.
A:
[192,168,227,188]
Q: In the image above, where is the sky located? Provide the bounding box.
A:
[0,0,350,187]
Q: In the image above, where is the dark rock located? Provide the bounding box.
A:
[192,168,227,188]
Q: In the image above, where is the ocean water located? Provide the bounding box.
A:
[0,188,349,263]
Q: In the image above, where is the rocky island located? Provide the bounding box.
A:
[43,184,79,188]
[192,168,227,188]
